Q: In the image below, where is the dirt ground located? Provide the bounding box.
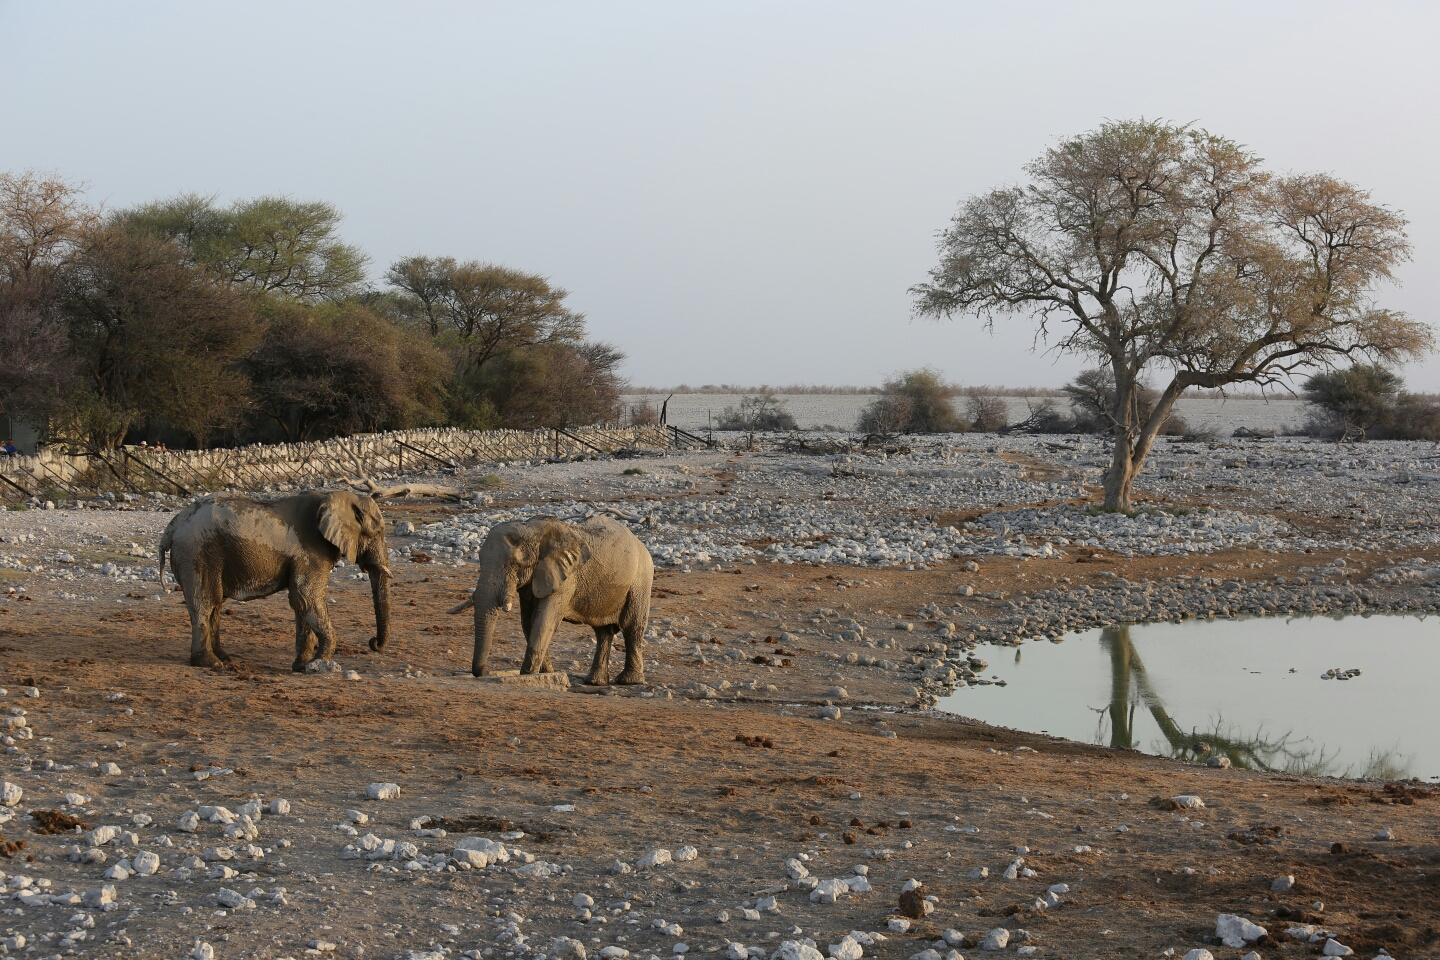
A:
[3,541,1438,960]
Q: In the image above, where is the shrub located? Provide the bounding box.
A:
[628,401,659,427]
[1301,364,1402,440]
[858,368,962,433]
[965,394,1009,432]
[716,392,798,431]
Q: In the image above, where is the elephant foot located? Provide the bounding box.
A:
[368,636,388,653]
[584,671,610,687]
[615,668,646,686]
[190,651,224,668]
[291,658,308,673]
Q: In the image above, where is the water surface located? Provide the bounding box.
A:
[937,616,1440,779]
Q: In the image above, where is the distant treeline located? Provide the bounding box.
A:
[0,172,625,451]
[629,384,1286,399]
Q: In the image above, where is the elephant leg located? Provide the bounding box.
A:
[289,587,335,671]
[292,614,317,673]
[615,587,650,685]
[586,624,619,686]
[187,569,224,668]
[520,602,562,675]
[518,595,556,672]
[210,603,233,663]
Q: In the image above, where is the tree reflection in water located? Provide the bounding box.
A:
[1090,625,1410,777]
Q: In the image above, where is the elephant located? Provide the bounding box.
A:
[158,491,393,671]
[449,515,653,685]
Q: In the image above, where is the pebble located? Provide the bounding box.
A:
[1271,875,1294,892]
[728,945,749,960]
[269,798,292,815]
[366,782,401,801]
[194,941,216,960]
[816,705,842,720]
[0,781,21,806]
[1171,795,1205,809]
[770,942,824,960]
[829,936,863,960]
[886,918,910,933]
[1321,940,1353,957]
[980,928,1008,950]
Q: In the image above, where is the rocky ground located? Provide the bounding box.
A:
[2,435,1439,960]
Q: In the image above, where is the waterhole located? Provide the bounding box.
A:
[937,616,1440,780]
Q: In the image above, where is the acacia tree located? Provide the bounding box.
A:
[912,120,1432,510]
[385,257,585,371]
[119,193,369,303]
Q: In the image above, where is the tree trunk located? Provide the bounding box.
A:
[1102,375,1186,512]
[1102,439,1138,512]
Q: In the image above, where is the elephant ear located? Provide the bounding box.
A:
[318,492,363,563]
[530,541,589,599]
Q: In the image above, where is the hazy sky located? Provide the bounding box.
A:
[3,2,1438,388]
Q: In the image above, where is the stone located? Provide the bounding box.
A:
[1206,755,1231,768]
[237,800,264,821]
[177,810,200,832]
[675,845,699,862]
[638,848,673,869]
[1320,940,1352,957]
[1172,795,1205,809]
[980,928,1008,950]
[816,705,842,720]
[305,658,342,673]
[909,951,941,960]
[268,798,291,815]
[395,521,416,536]
[1271,875,1295,892]
[455,836,508,864]
[552,938,593,960]
[1373,827,1396,841]
[0,781,20,806]
[608,859,632,875]
[194,942,216,960]
[215,887,253,909]
[770,941,824,960]
[968,867,988,879]
[366,782,401,800]
[82,885,116,907]
[133,851,161,876]
[728,944,749,960]
[757,896,780,914]
[941,930,964,947]
[88,825,122,846]
[846,876,871,893]
[1215,914,1267,948]
[199,805,235,823]
[99,761,122,776]
[786,858,810,880]
[886,918,911,933]
[829,936,863,960]
[600,948,630,959]
[573,893,595,909]
[810,878,851,904]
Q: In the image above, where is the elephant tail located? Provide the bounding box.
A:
[157,522,175,595]
[447,598,474,615]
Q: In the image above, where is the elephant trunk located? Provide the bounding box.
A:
[366,563,393,653]
[473,603,501,677]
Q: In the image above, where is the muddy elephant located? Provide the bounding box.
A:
[158,491,393,671]
[449,516,653,685]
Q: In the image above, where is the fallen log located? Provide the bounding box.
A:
[347,478,463,500]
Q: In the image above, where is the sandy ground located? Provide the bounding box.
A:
[3,531,1438,959]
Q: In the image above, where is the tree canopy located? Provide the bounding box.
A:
[913,119,1431,510]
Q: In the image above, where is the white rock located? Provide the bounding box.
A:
[786,858,810,880]
[573,893,595,909]
[1321,941,1353,957]
[846,876,871,893]
[268,798,291,815]
[236,800,264,821]
[1373,827,1396,841]
[177,811,200,832]
[980,928,1008,950]
[1171,795,1205,810]
[770,941,824,960]
[887,918,911,933]
[757,896,780,914]
[1215,914,1267,948]
[215,887,254,909]
[132,851,161,876]
[550,937,587,960]
[82,885,116,907]
[600,948,630,959]
[348,810,370,825]
[1271,875,1294,892]
[675,845,699,862]
[87,825,121,846]
[99,762,122,776]
[0,782,20,806]
[728,944,749,960]
[968,867,988,879]
[909,951,941,960]
[366,782,401,801]
[551,804,576,813]
[810,878,851,904]
[194,941,216,960]
[198,805,234,823]
[942,930,964,947]
[829,936,863,960]
[103,862,132,881]
[455,836,509,864]
[638,848,673,869]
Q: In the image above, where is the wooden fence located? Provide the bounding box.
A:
[0,425,670,500]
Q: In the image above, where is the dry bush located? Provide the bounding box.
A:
[966,395,1009,432]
